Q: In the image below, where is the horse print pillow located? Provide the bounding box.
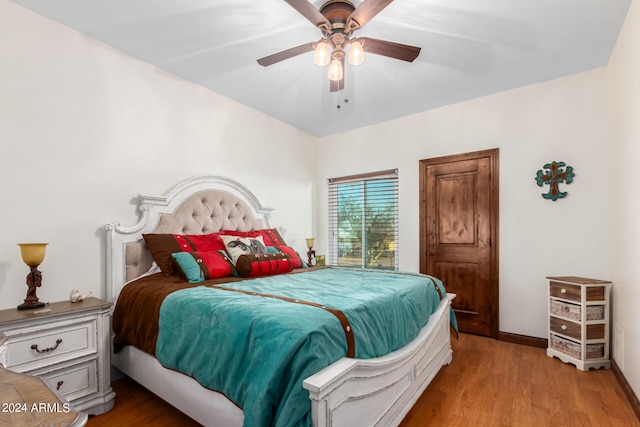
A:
[220,235,268,264]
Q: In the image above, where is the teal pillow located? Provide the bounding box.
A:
[172,251,235,283]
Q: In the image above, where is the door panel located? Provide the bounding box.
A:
[432,261,478,312]
[420,149,499,338]
[436,173,476,245]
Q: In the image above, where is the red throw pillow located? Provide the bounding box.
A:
[143,233,226,275]
[235,253,294,278]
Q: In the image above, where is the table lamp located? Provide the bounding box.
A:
[305,238,316,267]
[17,243,48,310]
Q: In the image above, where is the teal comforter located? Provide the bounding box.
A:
[156,268,450,427]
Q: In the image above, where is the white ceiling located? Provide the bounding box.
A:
[11,0,631,137]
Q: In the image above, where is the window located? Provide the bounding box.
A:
[328,169,399,270]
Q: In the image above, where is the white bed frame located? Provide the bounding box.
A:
[105,175,454,427]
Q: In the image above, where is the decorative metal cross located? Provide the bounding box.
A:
[535,161,574,201]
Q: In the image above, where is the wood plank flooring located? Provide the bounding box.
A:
[87,333,639,426]
[400,333,639,427]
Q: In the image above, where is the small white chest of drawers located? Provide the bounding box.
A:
[0,298,115,415]
[546,276,612,371]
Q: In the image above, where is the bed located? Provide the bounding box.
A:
[105,175,455,427]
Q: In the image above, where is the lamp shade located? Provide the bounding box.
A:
[348,40,364,66]
[328,59,343,81]
[18,243,48,266]
[305,238,315,249]
[313,41,331,67]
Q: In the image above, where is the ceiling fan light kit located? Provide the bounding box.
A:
[313,40,331,66]
[258,0,421,92]
[348,40,365,66]
[328,56,344,81]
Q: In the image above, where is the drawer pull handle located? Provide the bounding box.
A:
[561,288,567,294]
[31,338,62,354]
[561,325,567,330]
[56,381,64,391]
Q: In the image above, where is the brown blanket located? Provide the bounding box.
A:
[112,273,246,354]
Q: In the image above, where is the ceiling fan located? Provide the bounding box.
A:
[257,0,421,92]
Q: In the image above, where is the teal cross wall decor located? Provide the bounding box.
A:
[535,161,575,201]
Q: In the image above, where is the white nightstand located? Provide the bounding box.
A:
[0,297,115,415]
[546,276,612,371]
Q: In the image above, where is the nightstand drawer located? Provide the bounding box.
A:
[550,316,606,341]
[549,281,581,302]
[39,359,98,402]
[5,318,97,371]
[550,316,581,340]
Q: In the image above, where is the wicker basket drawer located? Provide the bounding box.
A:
[550,300,580,320]
[586,343,605,359]
[550,335,604,360]
[586,305,605,320]
[550,300,604,321]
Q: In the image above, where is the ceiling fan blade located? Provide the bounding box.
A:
[257,42,315,67]
[358,37,421,62]
[284,0,331,31]
[347,0,394,31]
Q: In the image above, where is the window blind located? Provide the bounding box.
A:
[328,169,399,270]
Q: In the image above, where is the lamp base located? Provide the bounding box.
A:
[307,248,316,267]
[17,301,45,310]
[19,265,45,310]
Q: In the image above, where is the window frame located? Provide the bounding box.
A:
[327,169,399,270]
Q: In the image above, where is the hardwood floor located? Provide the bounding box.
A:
[400,333,639,427]
[88,334,640,426]
[86,375,201,427]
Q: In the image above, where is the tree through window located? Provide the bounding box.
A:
[328,170,398,270]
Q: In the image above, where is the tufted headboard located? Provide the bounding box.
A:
[105,175,273,302]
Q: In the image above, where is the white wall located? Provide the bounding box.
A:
[1,1,632,398]
[316,68,610,339]
[0,1,317,309]
[607,0,640,398]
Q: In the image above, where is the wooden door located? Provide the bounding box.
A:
[419,149,499,338]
